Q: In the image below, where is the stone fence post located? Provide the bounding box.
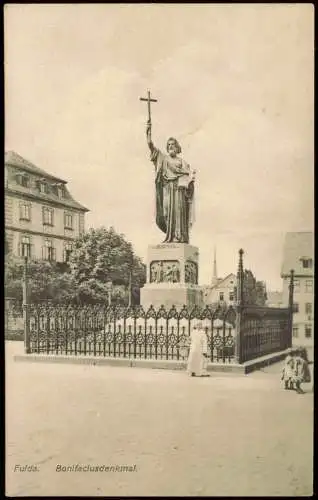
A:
[287,269,294,349]
[235,249,244,364]
[23,257,31,354]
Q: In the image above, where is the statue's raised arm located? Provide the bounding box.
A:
[140,90,157,154]
[146,120,155,153]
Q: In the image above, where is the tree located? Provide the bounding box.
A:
[242,270,267,306]
[68,226,146,304]
[5,227,146,306]
[5,256,75,304]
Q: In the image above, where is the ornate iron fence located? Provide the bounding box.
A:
[239,306,290,362]
[18,250,295,364]
[28,304,237,363]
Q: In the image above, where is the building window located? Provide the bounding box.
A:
[19,236,32,258]
[50,183,64,197]
[305,325,312,338]
[42,207,54,226]
[305,280,313,293]
[301,258,313,269]
[229,292,234,301]
[40,182,50,194]
[16,174,30,187]
[292,326,299,338]
[58,185,65,198]
[19,202,31,221]
[42,239,56,261]
[293,279,300,293]
[219,292,224,301]
[305,303,312,315]
[64,212,73,229]
[293,303,299,313]
[63,242,73,263]
[51,184,58,196]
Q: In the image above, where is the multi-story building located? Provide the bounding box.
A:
[203,248,236,306]
[203,273,237,306]
[281,232,314,347]
[5,151,89,263]
[203,248,267,307]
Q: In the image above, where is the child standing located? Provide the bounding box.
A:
[281,348,295,390]
[293,347,311,394]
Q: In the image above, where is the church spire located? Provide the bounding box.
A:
[211,246,218,286]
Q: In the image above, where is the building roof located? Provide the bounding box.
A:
[281,232,314,277]
[5,151,89,212]
[213,273,236,288]
[5,151,66,184]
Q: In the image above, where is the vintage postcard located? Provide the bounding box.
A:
[5,4,314,497]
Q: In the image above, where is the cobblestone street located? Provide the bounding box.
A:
[6,342,313,497]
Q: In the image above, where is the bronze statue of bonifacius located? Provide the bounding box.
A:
[140,90,195,244]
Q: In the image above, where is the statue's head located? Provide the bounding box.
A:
[166,137,181,157]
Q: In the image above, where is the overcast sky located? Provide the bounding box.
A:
[5,4,314,290]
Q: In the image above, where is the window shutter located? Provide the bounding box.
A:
[42,246,46,260]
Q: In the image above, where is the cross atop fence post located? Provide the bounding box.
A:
[22,256,31,354]
[235,248,244,363]
[287,269,295,348]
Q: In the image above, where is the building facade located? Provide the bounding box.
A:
[281,232,314,347]
[5,151,89,263]
[203,273,237,306]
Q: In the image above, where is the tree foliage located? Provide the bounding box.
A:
[68,227,146,304]
[5,256,74,304]
[5,227,146,306]
[242,270,267,306]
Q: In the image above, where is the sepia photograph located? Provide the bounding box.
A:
[4,3,314,496]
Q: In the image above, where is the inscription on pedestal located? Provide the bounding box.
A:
[154,244,180,249]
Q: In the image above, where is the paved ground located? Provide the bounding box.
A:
[6,342,313,497]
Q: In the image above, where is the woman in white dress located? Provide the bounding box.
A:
[187,321,210,377]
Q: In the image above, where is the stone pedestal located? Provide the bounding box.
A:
[140,243,203,310]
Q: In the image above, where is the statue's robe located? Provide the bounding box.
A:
[150,147,195,243]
